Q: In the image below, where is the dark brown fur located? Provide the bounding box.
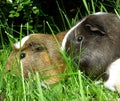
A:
[64,13,120,78]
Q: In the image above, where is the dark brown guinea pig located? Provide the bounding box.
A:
[61,12,120,91]
[6,31,67,84]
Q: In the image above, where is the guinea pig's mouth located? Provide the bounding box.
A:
[73,55,105,79]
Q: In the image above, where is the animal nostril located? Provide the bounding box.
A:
[6,64,11,72]
[7,69,11,72]
[6,68,11,72]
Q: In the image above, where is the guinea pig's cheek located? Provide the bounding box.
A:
[41,52,51,66]
[79,55,95,75]
[79,59,88,72]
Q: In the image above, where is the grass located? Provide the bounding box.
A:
[0,51,119,101]
[0,48,120,100]
[1,0,120,101]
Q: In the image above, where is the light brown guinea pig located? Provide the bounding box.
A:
[6,31,67,84]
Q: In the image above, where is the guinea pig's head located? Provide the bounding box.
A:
[6,32,66,84]
[62,12,120,77]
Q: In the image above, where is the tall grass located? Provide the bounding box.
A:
[0,0,120,101]
[0,48,119,100]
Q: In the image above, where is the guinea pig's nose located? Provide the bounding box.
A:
[7,69,11,72]
[6,64,11,72]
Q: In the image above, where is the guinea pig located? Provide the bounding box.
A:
[61,12,120,92]
[6,31,67,84]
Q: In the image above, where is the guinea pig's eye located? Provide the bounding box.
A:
[76,35,84,42]
[20,53,26,59]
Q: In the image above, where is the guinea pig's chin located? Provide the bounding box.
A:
[77,58,98,77]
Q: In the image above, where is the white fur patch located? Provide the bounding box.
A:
[104,58,120,91]
[93,12,107,15]
[14,35,30,49]
[61,18,86,50]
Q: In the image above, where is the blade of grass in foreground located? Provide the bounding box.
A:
[20,25,27,101]
[36,72,45,101]
[78,70,88,101]
[46,21,60,47]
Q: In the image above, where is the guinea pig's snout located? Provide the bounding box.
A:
[6,63,11,72]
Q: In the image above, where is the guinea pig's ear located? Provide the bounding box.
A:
[12,44,19,51]
[85,24,106,36]
[29,42,46,52]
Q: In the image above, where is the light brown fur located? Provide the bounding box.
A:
[6,31,67,84]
